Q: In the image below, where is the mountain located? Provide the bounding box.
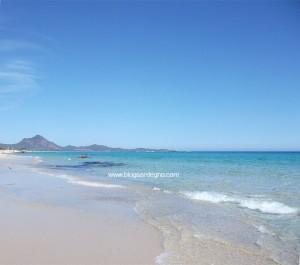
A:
[14,135,61,151]
[62,144,124,151]
[0,135,171,152]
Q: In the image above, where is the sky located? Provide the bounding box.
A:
[0,0,300,150]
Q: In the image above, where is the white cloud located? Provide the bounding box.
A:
[6,59,35,72]
[0,38,43,110]
[0,60,38,94]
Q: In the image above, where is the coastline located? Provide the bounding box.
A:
[0,153,162,265]
[0,152,298,265]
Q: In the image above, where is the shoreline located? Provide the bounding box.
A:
[0,153,163,265]
[0,152,298,265]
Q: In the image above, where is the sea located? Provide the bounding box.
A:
[20,151,300,265]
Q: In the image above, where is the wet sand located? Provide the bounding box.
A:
[0,154,162,265]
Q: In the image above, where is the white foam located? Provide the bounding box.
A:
[33,156,43,163]
[155,252,169,265]
[57,174,74,181]
[68,179,125,189]
[239,199,297,215]
[152,187,161,191]
[183,191,236,203]
[182,191,298,215]
[55,174,125,189]
[254,224,274,235]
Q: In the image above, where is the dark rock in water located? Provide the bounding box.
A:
[79,154,89,158]
[82,161,125,167]
[52,161,126,170]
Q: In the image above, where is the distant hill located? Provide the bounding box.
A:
[0,135,171,152]
[15,135,61,151]
[0,135,61,151]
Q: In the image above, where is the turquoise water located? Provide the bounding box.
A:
[22,151,300,265]
[30,151,300,206]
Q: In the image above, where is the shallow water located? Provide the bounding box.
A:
[21,151,300,265]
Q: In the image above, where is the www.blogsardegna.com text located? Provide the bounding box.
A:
[107,172,180,178]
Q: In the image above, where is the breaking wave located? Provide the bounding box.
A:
[182,191,298,215]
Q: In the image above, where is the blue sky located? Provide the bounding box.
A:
[0,0,299,150]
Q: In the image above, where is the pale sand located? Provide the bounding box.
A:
[0,154,162,265]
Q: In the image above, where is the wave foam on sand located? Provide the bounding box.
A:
[57,174,125,189]
[68,179,125,188]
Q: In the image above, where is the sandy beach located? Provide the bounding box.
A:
[0,152,298,265]
[0,153,162,265]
